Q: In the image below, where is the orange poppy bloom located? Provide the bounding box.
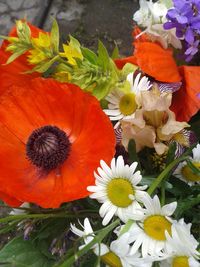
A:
[0,23,42,95]
[115,27,200,121]
[0,78,115,208]
[171,66,200,121]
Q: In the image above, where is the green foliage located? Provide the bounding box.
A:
[50,19,60,53]
[0,236,55,267]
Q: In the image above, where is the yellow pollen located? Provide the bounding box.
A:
[143,215,172,241]
[181,162,200,182]
[172,256,189,267]
[119,93,137,116]
[101,251,122,267]
[107,178,134,208]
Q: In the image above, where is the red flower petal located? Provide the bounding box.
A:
[133,41,181,83]
[171,66,200,121]
[0,22,43,95]
[0,191,22,207]
[0,78,115,208]
[115,56,138,70]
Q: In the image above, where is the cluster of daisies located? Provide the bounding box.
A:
[71,153,200,267]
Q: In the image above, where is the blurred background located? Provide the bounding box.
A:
[0,0,139,55]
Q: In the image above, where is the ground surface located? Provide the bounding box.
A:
[0,0,139,55]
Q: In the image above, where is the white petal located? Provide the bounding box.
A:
[102,206,117,226]
[162,202,177,216]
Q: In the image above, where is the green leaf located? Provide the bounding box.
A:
[0,236,55,267]
[175,195,200,218]
[97,40,109,71]
[27,55,59,73]
[6,48,28,64]
[121,63,138,78]
[81,47,98,64]
[50,19,59,53]
[111,44,119,60]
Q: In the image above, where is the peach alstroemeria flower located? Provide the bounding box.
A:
[121,88,189,155]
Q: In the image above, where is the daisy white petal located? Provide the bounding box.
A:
[129,194,177,257]
[88,156,148,225]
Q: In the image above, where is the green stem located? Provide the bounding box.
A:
[55,219,120,267]
[161,182,165,206]
[147,155,188,196]
[0,212,96,224]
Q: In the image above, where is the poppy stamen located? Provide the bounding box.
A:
[26,125,71,171]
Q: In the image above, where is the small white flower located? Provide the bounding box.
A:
[160,219,200,267]
[108,232,153,267]
[104,73,151,128]
[127,72,152,95]
[87,156,148,225]
[174,143,200,186]
[133,0,182,49]
[70,218,109,255]
[128,194,177,257]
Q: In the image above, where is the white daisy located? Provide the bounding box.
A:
[160,219,200,267]
[87,155,148,226]
[128,194,177,257]
[70,217,109,255]
[174,143,200,186]
[104,232,153,267]
[104,73,151,128]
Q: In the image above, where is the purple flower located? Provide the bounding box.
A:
[185,40,199,61]
[164,0,200,61]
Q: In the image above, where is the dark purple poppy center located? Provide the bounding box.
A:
[26,125,71,171]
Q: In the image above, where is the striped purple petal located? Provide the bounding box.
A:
[156,81,182,93]
[114,125,122,144]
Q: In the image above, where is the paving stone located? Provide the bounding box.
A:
[0,0,50,35]
[43,0,139,56]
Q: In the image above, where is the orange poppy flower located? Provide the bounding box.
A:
[171,66,200,121]
[115,27,181,83]
[0,78,115,208]
[0,23,42,95]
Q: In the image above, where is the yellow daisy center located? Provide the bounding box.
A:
[143,215,172,240]
[101,251,122,267]
[181,162,200,182]
[107,178,134,208]
[119,93,137,116]
[172,256,189,267]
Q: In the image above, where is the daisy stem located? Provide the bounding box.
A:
[147,155,188,196]
[0,213,97,223]
[161,181,166,206]
[55,219,120,267]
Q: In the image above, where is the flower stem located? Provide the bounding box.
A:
[147,155,188,196]
[55,219,120,267]
[0,213,96,223]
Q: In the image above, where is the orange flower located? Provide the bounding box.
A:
[0,23,42,95]
[133,41,181,83]
[0,78,115,208]
[171,66,200,121]
[115,27,200,121]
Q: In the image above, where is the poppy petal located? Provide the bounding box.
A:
[0,78,115,208]
[171,66,200,121]
[133,41,181,83]
[115,56,138,70]
[0,23,42,95]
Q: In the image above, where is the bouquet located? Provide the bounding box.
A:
[0,0,199,266]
